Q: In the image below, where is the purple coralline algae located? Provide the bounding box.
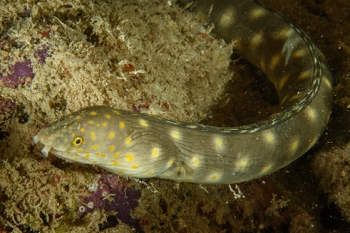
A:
[0,43,50,88]
[0,59,35,88]
[79,174,143,232]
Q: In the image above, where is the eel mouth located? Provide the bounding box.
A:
[33,135,53,157]
[40,145,53,157]
[32,135,40,144]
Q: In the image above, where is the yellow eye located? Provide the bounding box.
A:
[72,136,83,146]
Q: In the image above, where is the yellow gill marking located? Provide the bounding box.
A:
[293,49,307,58]
[119,122,125,129]
[125,154,134,162]
[171,130,181,139]
[90,144,99,149]
[305,107,317,122]
[249,8,266,19]
[152,147,160,158]
[88,120,94,124]
[131,164,138,169]
[91,132,96,141]
[109,145,115,151]
[298,70,312,80]
[209,172,221,181]
[236,158,249,171]
[214,137,223,149]
[167,159,175,167]
[139,119,148,127]
[218,7,236,29]
[290,138,299,155]
[109,132,115,139]
[269,55,281,71]
[322,75,332,90]
[277,74,289,92]
[90,111,97,116]
[111,161,119,166]
[191,156,200,167]
[277,27,294,39]
[105,114,111,119]
[259,58,267,73]
[146,170,154,175]
[250,33,264,47]
[263,131,276,145]
[113,152,119,158]
[125,137,132,144]
[260,164,273,174]
[102,122,107,127]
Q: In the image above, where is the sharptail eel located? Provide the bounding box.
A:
[33,0,333,184]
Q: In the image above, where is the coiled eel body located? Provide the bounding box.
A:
[33,0,333,184]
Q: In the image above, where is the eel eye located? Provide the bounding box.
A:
[72,136,83,146]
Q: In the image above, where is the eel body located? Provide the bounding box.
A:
[33,0,333,184]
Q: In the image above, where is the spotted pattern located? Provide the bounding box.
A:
[33,0,332,184]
